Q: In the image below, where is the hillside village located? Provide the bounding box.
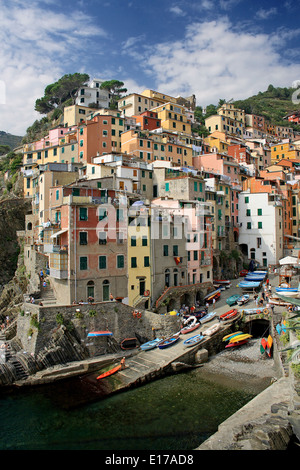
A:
[13,77,300,312]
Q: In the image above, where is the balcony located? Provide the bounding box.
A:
[44,244,68,254]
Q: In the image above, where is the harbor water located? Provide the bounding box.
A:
[0,362,271,451]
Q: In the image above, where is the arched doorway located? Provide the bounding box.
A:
[87,280,94,300]
[102,279,110,301]
[165,269,170,288]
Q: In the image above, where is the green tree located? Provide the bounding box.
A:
[100,80,127,109]
[35,73,90,114]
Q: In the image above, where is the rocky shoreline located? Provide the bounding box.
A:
[197,338,277,391]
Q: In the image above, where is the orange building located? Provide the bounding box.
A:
[78,114,124,163]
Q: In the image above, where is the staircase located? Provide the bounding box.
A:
[39,284,57,306]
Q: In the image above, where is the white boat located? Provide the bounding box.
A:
[203,323,220,336]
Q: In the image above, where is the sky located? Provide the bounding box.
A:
[1,0,300,137]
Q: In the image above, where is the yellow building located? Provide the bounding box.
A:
[152,102,192,135]
[205,132,229,153]
[270,142,300,162]
[121,128,194,166]
[64,104,98,127]
[127,204,151,308]
[205,103,245,137]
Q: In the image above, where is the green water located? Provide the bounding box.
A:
[0,369,258,451]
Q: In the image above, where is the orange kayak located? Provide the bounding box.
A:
[96,358,125,380]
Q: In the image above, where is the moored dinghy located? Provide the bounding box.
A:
[200,311,217,324]
[183,334,205,348]
[203,323,220,336]
[140,338,163,351]
[158,333,180,349]
[237,294,250,305]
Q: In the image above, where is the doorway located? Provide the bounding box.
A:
[139,278,146,296]
[102,280,110,301]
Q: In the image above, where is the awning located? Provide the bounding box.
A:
[50,229,68,238]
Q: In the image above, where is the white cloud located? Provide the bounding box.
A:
[256,7,277,20]
[169,6,186,16]
[0,1,106,136]
[143,18,300,107]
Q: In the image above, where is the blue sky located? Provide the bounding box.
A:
[1,0,300,136]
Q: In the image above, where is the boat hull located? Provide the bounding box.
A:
[140,338,162,350]
[225,339,248,348]
[183,334,204,348]
[158,334,180,349]
[96,361,123,380]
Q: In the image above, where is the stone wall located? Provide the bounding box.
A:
[18,301,181,356]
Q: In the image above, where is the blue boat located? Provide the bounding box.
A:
[183,334,204,348]
[140,338,162,351]
[275,287,298,292]
[87,330,113,337]
[200,311,217,324]
[158,334,180,349]
[238,281,261,288]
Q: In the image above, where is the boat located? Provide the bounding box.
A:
[203,289,221,304]
[120,337,139,350]
[213,279,231,286]
[140,338,163,351]
[87,330,113,337]
[220,309,238,321]
[222,331,243,341]
[269,296,291,307]
[245,274,265,281]
[238,281,261,289]
[96,358,125,380]
[237,294,250,305]
[183,334,205,348]
[158,333,180,349]
[203,323,220,336]
[181,321,200,334]
[228,333,252,343]
[225,339,249,348]
[200,311,217,324]
[226,294,240,306]
[275,287,298,293]
[240,307,268,315]
[260,336,272,357]
[213,280,232,290]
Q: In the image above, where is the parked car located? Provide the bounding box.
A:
[239,269,248,277]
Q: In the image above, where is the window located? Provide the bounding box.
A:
[245,196,249,203]
[257,208,262,216]
[131,236,136,246]
[131,257,137,268]
[79,207,88,221]
[144,256,150,267]
[142,236,147,246]
[173,245,178,256]
[247,222,251,229]
[117,255,124,269]
[79,232,87,245]
[246,209,251,216]
[165,182,169,192]
[99,256,106,270]
[116,209,124,221]
[163,245,168,256]
[258,221,263,229]
[193,251,198,260]
[98,232,107,244]
[80,256,88,270]
[98,208,107,221]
